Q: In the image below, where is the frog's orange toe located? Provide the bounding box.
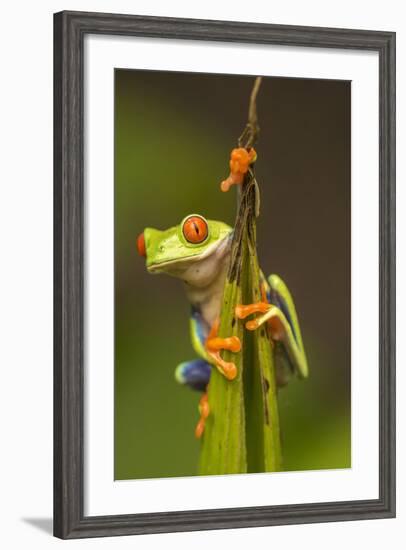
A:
[220,177,233,192]
[195,418,205,439]
[246,319,260,331]
[223,362,237,380]
[199,393,210,419]
[226,336,242,353]
[220,173,243,192]
[206,335,241,353]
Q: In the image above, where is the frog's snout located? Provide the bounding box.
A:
[136,232,146,258]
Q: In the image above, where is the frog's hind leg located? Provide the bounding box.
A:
[175,359,211,439]
[175,359,211,392]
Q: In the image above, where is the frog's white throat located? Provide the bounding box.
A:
[182,235,231,328]
[151,234,232,328]
[181,234,231,289]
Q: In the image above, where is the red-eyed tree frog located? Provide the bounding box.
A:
[137,214,308,438]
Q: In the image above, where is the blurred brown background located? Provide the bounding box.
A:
[114,69,351,479]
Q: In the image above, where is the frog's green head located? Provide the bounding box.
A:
[137,214,232,287]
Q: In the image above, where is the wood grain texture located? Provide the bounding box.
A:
[53,10,396,539]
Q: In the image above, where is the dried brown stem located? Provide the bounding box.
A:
[238,76,262,149]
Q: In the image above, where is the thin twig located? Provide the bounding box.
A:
[248,76,262,130]
[238,76,263,149]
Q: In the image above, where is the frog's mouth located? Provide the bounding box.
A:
[146,232,232,274]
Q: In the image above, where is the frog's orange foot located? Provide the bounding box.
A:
[235,302,271,331]
[206,336,240,380]
[195,393,210,439]
[206,342,241,380]
[235,302,285,339]
[235,302,270,319]
[205,319,241,380]
[220,147,257,192]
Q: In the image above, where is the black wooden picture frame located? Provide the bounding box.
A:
[54,10,396,539]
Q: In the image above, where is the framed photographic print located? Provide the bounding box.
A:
[54,10,396,539]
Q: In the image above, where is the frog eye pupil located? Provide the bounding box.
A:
[183,216,208,244]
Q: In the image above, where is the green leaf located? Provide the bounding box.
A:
[198,279,246,475]
[199,173,283,475]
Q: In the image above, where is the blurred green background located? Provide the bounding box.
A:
[114,69,351,479]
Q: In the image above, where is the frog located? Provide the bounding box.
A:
[137,213,308,438]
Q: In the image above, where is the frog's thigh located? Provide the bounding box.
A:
[175,359,211,392]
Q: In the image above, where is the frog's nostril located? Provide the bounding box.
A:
[136,232,146,257]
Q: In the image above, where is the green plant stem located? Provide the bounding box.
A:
[199,166,282,475]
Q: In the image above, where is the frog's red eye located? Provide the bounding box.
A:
[136,232,146,257]
[182,216,208,244]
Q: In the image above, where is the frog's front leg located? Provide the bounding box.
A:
[235,274,309,379]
